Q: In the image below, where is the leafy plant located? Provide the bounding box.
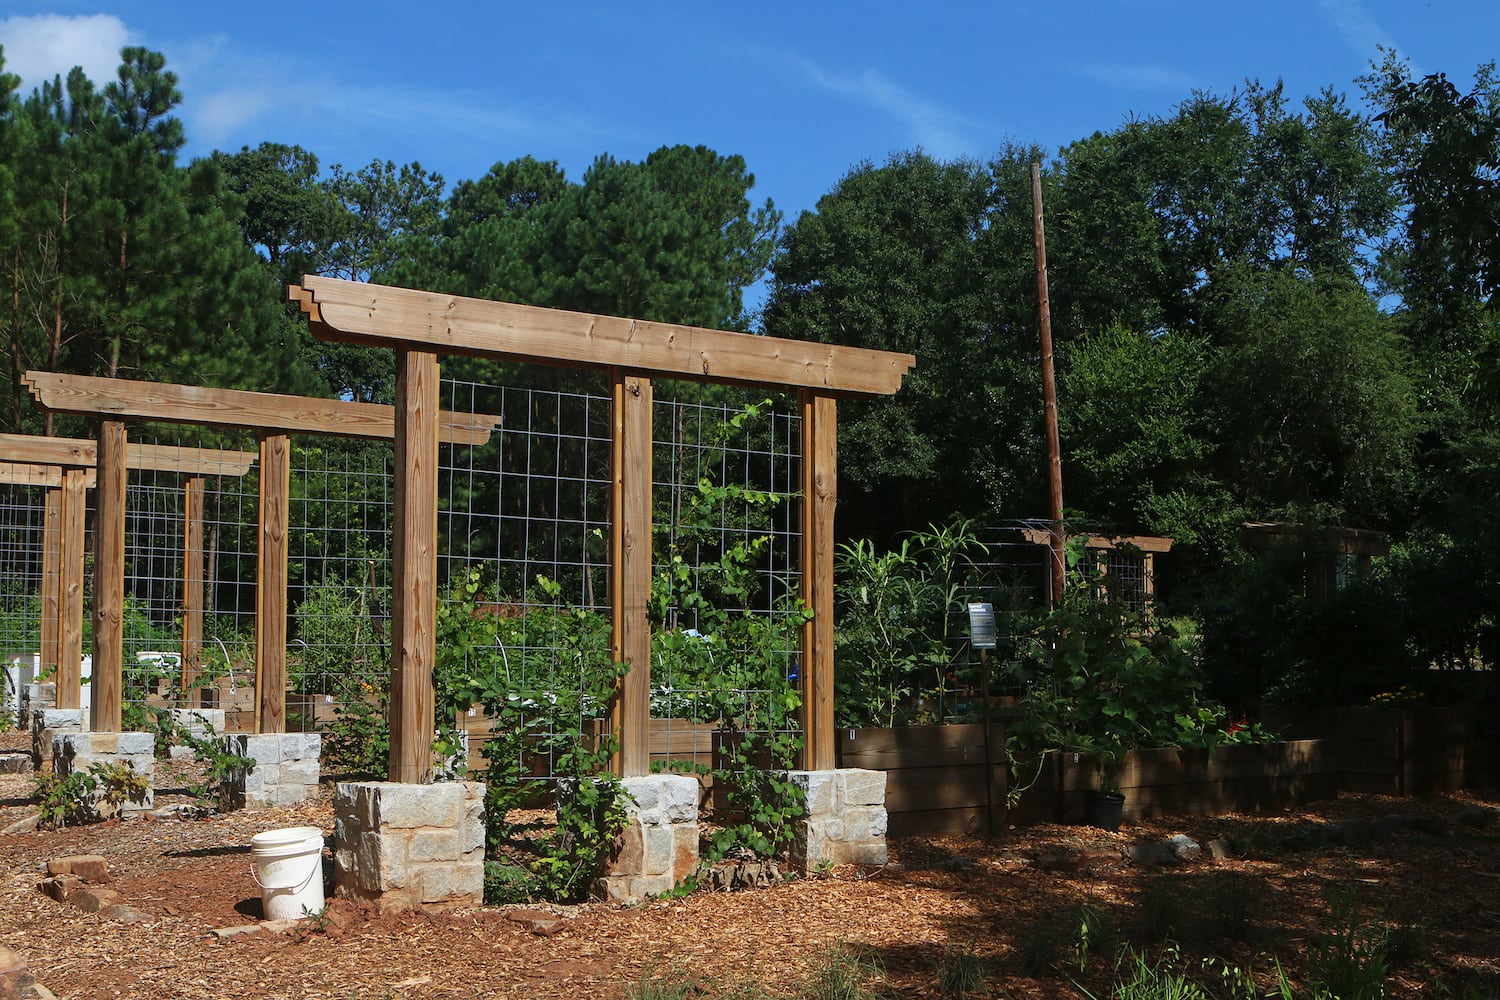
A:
[1004,569,1243,805]
[935,937,989,999]
[165,714,257,811]
[33,760,151,827]
[33,770,96,829]
[626,963,697,1000]
[800,943,887,1000]
[432,564,626,903]
[1306,883,1390,1000]
[833,520,985,729]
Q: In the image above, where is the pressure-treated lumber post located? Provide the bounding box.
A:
[799,392,837,771]
[388,350,439,784]
[255,434,291,733]
[92,420,127,732]
[609,372,653,778]
[41,487,61,681]
[181,475,205,705]
[57,468,87,710]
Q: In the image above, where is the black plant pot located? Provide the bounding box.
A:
[1084,790,1125,832]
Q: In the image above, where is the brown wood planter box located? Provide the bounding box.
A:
[842,726,1344,835]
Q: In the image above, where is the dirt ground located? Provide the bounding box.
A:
[3,729,1499,999]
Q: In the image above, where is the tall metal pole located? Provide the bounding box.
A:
[1031,162,1066,605]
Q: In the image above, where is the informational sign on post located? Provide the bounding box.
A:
[968,602,996,650]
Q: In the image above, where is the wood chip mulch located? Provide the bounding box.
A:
[2,729,1498,998]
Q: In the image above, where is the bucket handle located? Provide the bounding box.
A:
[249,856,321,893]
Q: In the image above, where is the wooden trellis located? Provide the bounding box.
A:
[18,377,498,734]
[17,279,911,783]
[0,435,256,718]
[289,277,914,782]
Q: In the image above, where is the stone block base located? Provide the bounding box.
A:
[333,781,485,912]
[597,774,700,902]
[33,707,86,771]
[223,733,322,809]
[166,709,226,760]
[788,768,888,869]
[54,732,155,818]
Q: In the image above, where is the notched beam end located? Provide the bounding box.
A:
[287,283,327,330]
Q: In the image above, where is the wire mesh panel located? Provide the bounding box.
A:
[650,386,802,775]
[1102,547,1150,610]
[120,469,186,723]
[0,482,46,712]
[114,430,262,730]
[286,440,394,748]
[434,374,615,785]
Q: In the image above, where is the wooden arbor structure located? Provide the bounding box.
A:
[1238,521,1390,607]
[289,276,915,783]
[0,434,257,715]
[21,373,498,734]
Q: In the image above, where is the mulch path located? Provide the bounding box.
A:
[2,728,1498,998]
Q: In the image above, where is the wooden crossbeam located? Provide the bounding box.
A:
[21,373,500,446]
[0,461,97,488]
[291,276,916,397]
[0,434,254,476]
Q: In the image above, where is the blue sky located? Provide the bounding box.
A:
[3,2,1498,233]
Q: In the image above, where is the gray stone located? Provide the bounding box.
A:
[2,812,40,835]
[1167,834,1202,861]
[210,924,266,939]
[416,862,484,905]
[100,904,149,923]
[408,828,459,864]
[787,770,837,815]
[371,782,463,829]
[841,769,887,807]
[1126,841,1178,866]
[621,776,661,815]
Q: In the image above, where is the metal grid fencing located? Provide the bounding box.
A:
[0,482,46,716]
[434,374,615,784]
[649,387,802,774]
[2,374,810,794]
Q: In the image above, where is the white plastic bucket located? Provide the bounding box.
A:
[250,826,325,920]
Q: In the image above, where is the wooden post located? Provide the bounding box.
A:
[1032,163,1066,605]
[92,420,127,732]
[255,434,291,733]
[609,372,653,778]
[799,392,837,772]
[181,475,205,706]
[57,468,87,711]
[388,350,439,784]
[40,487,61,682]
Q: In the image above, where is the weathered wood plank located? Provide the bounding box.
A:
[291,277,916,398]
[388,351,440,783]
[40,488,61,680]
[800,392,837,771]
[0,433,255,475]
[181,476,205,706]
[21,372,498,446]
[56,470,87,711]
[609,372,653,778]
[255,434,291,734]
[91,421,127,732]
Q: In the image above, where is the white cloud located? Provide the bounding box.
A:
[1075,62,1197,92]
[795,58,973,158]
[192,88,276,145]
[1316,0,1397,57]
[0,13,131,89]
